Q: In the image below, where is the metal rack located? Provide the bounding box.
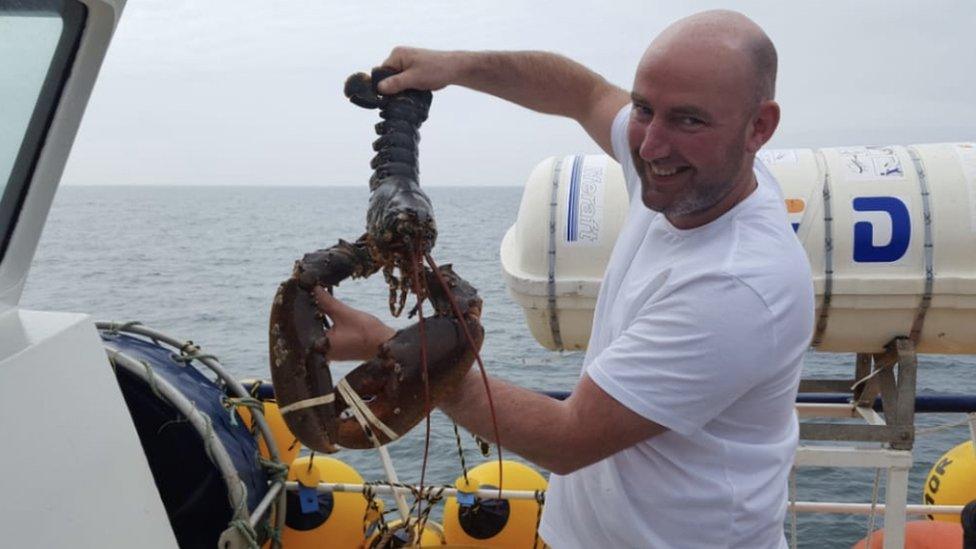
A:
[795,338,920,549]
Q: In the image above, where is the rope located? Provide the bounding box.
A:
[789,466,798,549]
[850,364,885,393]
[257,454,287,549]
[224,396,264,413]
[355,480,454,493]
[228,478,260,549]
[197,412,217,462]
[103,320,143,335]
[361,483,390,537]
[222,396,264,427]
[452,423,470,484]
[239,395,286,549]
[171,352,219,363]
[228,518,260,549]
[532,489,546,549]
[865,467,883,549]
[258,453,289,544]
[140,359,164,400]
[916,416,974,435]
[170,339,219,364]
[265,525,282,547]
[258,457,289,484]
[403,483,424,520]
[414,485,446,542]
[156,416,190,435]
[360,480,460,543]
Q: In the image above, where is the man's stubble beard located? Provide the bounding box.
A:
[630,137,747,218]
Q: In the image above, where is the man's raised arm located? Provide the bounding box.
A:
[376,48,629,156]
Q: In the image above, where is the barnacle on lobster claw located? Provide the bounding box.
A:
[268,237,483,454]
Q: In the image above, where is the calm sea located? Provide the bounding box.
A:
[22,185,976,547]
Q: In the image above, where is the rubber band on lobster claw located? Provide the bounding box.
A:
[269,236,483,453]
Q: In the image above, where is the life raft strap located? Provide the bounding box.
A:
[907,147,935,345]
[546,156,565,350]
[812,149,834,348]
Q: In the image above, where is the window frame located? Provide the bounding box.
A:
[0,0,88,262]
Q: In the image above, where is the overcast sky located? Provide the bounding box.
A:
[62,0,976,186]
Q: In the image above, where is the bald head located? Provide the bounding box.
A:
[627,10,782,224]
[651,10,777,107]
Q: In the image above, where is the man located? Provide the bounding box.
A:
[317,10,814,548]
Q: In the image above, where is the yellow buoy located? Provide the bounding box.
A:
[281,455,369,549]
[238,400,301,466]
[443,460,547,548]
[923,440,976,522]
[367,519,445,547]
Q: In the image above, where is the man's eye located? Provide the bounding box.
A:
[633,104,652,117]
[680,116,704,127]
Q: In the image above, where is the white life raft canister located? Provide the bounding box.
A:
[500,144,976,354]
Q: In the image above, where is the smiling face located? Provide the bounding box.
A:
[627,14,778,228]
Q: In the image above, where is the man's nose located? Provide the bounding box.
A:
[638,120,670,160]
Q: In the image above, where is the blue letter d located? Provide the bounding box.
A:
[853,197,911,263]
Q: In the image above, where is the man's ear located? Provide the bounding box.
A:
[745,100,780,154]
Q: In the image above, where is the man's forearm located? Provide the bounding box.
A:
[450,50,616,121]
[439,368,582,475]
[379,47,628,153]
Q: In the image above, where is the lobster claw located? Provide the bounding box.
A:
[270,239,484,452]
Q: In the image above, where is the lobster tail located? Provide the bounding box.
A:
[344,69,437,260]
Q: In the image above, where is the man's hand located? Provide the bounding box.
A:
[374,47,628,156]
[313,287,396,362]
[377,47,464,95]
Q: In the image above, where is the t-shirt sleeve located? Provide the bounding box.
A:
[586,273,778,436]
[609,104,641,201]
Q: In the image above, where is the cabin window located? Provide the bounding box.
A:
[0,0,86,262]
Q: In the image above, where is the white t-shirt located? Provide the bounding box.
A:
[538,106,814,548]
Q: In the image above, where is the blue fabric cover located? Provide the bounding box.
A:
[102,331,269,548]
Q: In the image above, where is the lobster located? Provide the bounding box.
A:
[268,69,484,454]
